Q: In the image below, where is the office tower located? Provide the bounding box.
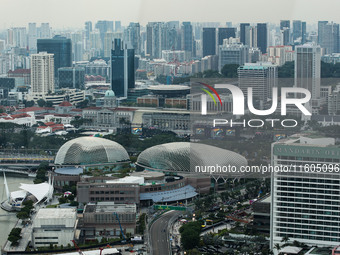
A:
[126,22,141,55]
[111,39,135,98]
[74,41,83,62]
[257,23,267,53]
[146,23,153,57]
[167,26,178,51]
[85,21,92,39]
[89,30,101,49]
[292,20,302,42]
[37,35,72,78]
[280,20,290,30]
[270,136,340,249]
[0,40,5,52]
[318,21,328,44]
[319,22,339,54]
[146,22,169,59]
[95,20,114,54]
[28,23,37,53]
[240,23,250,45]
[238,62,277,102]
[104,32,114,58]
[295,43,321,100]
[218,27,236,45]
[58,67,85,89]
[267,45,294,66]
[31,52,55,94]
[202,28,216,57]
[115,21,121,32]
[181,22,193,52]
[167,21,180,30]
[218,40,248,71]
[245,26,257,48]
[281,28,290,46]
[302,21,307,44]
[85,21,92,50]
[40,23,51,38]
[226,22,232,28]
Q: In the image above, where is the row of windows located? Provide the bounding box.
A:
[277,228,338,237]
[90,197,136,202]
[278,156,339,162]
[35,237,58,239]
[277,187,340,194]
[277,207,339,216]
[277,213,340,221]
[90,190,135,195]
[276,217,340,226]
[278,202,340,210]
[277,177,340,184]
[277,197,337,204]
[277,233,339,242]
[276,223,340,232]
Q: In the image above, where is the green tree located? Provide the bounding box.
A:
[278,61,294,78]
[37,99,46,107]
[8,228,22,245]
[221,64,239,78]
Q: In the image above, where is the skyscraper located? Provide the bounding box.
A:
[85,21,92,50]
[218,27,236,45]
[28,23,37,53]
[318,21,328,44]
[292,20,302,42]
[95,20,114,54]
[37,35,72,78]
[240,23,250,45]
[319,22,339,54]
[115,21,121,32]
[295,43,321,100]
[126,22,141,55]
[202,28,216,57]
[111,39,135,98]
[280,20,290,30]
[270,135,340,249]
[181,22,193,52]
[40,23,51,38]
[238,62,277,102]
[256,23,267,53]
[31,52,55,94]
[302,21,307,44]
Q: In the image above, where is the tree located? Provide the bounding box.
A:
[46,101,54,107]
[24,100,35,108]
[221,64,239,78]
[37,99,46,107]
[8,228,22,245]
[278,61,294,78]
[180,221,202,250]
[77,99,89,108]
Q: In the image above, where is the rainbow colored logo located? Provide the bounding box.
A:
[199,82,222,107]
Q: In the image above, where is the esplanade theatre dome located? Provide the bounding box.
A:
[136,142,247,174]
[55,137,129,165]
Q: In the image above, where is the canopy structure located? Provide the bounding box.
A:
[19,182,53,204]
[140,185,197,202]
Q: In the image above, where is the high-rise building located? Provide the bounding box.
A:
[238,62,277,102]
[126,23,141,55]
[115,21,121,32]
[58,67,85,90]
[37,35,72,78]
[8,27,27,48]
[319,22,339,54]
[218,27,236,45]
[202,28,216,57]
[181,22,193,53]
[111,39,135,98]
[257,23,267,53]
[85,21,92,50]
[295,43,321,100]
[245,26,257,48]
[318,21,328,44]
[218,40,248,71]
[302,21,307,44]
[74,41,83,62]
[292,20,302,42]
[240,23,250,45]
[281,28,290,46]
[31,52,55,94]
[280,20,290,30]
[28,23,37,53]
[95,20,114,54]
[270,135,340,249]
[104,32,114,58]
[40,23,51,38]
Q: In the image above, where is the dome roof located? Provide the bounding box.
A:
[136,142,247,175]
[55,137,129,165]
[105,90,115,97]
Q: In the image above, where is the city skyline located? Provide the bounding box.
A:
[1,0,340,29]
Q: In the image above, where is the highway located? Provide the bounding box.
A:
[150,210,180,255]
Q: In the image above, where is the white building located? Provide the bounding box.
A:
[295,44,321,101]
[218,40,248,71]
[238,62,278,102]
[271,135,340,249]
[32,208,77,248]
[31,52,55,95]
[267,45,294,66]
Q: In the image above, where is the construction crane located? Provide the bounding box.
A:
[71,240,84,255]
[113,212,126,242]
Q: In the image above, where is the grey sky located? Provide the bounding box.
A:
[1,0,339,29]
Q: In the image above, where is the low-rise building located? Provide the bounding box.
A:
[32,208,77,248]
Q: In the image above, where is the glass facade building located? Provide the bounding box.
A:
[37,35,72,77]
[58,67,85,89]
[202,28,216,57]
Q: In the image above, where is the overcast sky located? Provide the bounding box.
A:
[1,0,339,29]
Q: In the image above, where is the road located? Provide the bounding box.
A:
[150,210,180,255]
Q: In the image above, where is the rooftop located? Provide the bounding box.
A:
[36,208,76,219]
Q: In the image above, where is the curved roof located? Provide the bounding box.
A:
[136,142,247,175]
[105,90,115,97]
[55,137,129,165]
[148,85,190,91]
[55,167,84,176]
[20,183,52,203]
